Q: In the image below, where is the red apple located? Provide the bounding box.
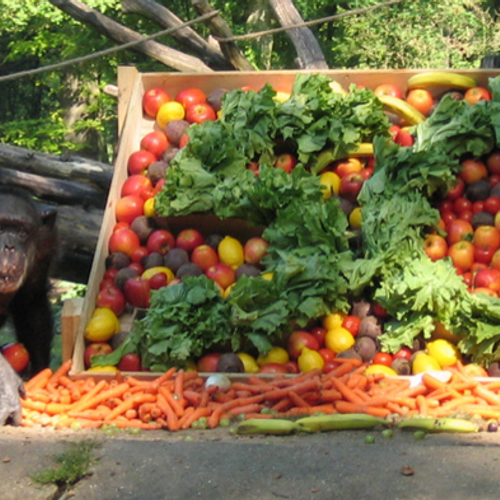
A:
[487,150,500,176]
[123,276,151,308]
[339,172,365,203]
[459,159,488,184]
[474,268,500,292]
[140,131,169,159]
[185,102,217,124]
[142,87,171,118]
[191,244,219,271]
[197,352,221,373]
[423,234,448,261]
[84,342,113,369]
[121,175,153,198]
[108,228,141,257]
[117,353,142,371]
[146,229,176,255]
[96,285,127,316]
[244,237,269,265]
[176,228,205,253]
[374,83,404,99]
[127,150,157,176]
[148,272,168,290]
[287,331,320,360]
[334,158,363,178]
[115,195,144,225]
[274,153,297,173]
[205,262,235,289]
[175,88,207,110]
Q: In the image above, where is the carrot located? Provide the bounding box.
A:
[386,402,408,416]
[156,393,180,431]
[318,389,342,403]
[473,384,500,406]
[45,403,74,415]
[70,381,129,413]
[288,391,311,408]
[275,404,336,418]
[48,359,72,383]
[26,389,51,404]
[183,390,202,406]
[104,393,156,421]
[155,367,178,386]
[334,400,390,418]
[231,382,266,394]
[271,398,291,412]
[21,399,47,412]
[181,407,212,430]
[229,404,266,416]
[24,368,52,391]
[330,377,366,405]
[324,362,357,379]
[158,386,185,418]
[264,378,320,402]
[416,394,428,416]
[177,407,196,429]
[422,372,447,391]
[174,369,185,406]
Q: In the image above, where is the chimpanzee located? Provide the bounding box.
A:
[0,187,57,425]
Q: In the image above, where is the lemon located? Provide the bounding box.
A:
[426,339,460,368]
[322,312,346,331]
[143,197,156,217]
[298,347,325,373]
[257,346,289,366]
[412,352,441,374]
[237,353,260,373]
[84,314,119,343]
[365,364,398,377]
[91,307,120,331]
[218,235,245,270]
[87,365,119,373]
[319,171,341,199]
[156,101,185,128]
[325,326,355,354]
[349,206,363,230]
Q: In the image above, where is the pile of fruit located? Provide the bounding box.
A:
[81,69,500,379]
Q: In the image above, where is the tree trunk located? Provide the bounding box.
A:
[267,0,328,69]
[192,0,256,71]
[48,0,214,73]
[122,0,234,70]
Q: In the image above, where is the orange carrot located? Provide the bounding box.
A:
[156,393,180,431]
[334,400,390,418]
[264,378,320,401]
[416,394,428,416]
[48,360,72,383]
[318,389,342,403]
[473,384,500,406]
[229,404,266,416]
[181,407,212,430]
[104,393,156,421]
[422,372,447,391]
[24,368,52,391]
[288,391,311,408]
[176,406,195,428]
[158,386,185,418]
[330,377,366,405]
[69,382,129,413]
[174,369,185,405]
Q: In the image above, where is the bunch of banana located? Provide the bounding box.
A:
[235,413,388,435]
[295,413,388,433]
[406,71,477,90]
[398,417,479,433]
[311,143,374,174]
[377,94,426,126]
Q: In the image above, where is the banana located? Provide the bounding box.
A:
[235,418,298,435]
[377,94,426,125]
[311,143,374,174]
[398,417,479,433]
[296,413,388,433]
[407,71,477,90]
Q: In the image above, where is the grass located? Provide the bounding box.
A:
[30,439,101,490]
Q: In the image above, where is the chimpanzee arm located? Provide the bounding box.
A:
[0,353,25,426]
[10,285,54,375]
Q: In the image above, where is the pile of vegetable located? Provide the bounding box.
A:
[88,70,500,376]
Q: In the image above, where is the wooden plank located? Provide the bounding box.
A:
[61,297,84,363]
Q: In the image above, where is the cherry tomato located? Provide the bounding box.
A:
[372,352,394,367]
[318,348,336,364]
[453,197,472,216]
[472,201,485,214]
[484,196,500,215]
[309,326,327,347]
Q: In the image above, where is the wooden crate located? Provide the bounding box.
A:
[63,66,500,375]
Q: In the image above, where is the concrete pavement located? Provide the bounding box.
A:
[1,425,500,500]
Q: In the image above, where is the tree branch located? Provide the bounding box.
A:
[48,0,214,73]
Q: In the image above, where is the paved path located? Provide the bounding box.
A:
[1,426,500,500]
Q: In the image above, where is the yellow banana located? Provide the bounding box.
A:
[296,413,388,433]
[377,94,426,125]
[398,417,479,433]
[312,143,374,174]
[407,71,477,90]
[235,418,298,435]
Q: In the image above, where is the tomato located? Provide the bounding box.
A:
[453,197,472,216]
[127,149,157,176]
[318,347,336,364]
[438,200,454,213]
[487,150,500,175]
[393,347,413,360]
[423,234,448,261]
[108,228,141,257]
[309,326,327,347]
[372,352,394,367]
[394,129,414,147]
[489,175,500,188]
[459,159,488,184]
[341,315,361,337]
[1,343,30,373]
[405,89,434,116]
[175,88,207,110]
[121,175,153,198]
[142,87,171,118]
[461,271,473,287]
[484,197,500,215]
[441,210,456,227]
[445,218,473,246]
[140,130,169,159]
[474,268,500,292]
[113,221,130,233]
[115,195,144,225]
[445,177,465,201]
[388,124,400,140]
[472,201,485,214]
[374,83,404,99]
[458,210,473,223]
[464,86,492,105]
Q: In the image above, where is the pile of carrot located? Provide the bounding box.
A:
[19,357,500,431]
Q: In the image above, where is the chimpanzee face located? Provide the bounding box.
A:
[0,195,40,294]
